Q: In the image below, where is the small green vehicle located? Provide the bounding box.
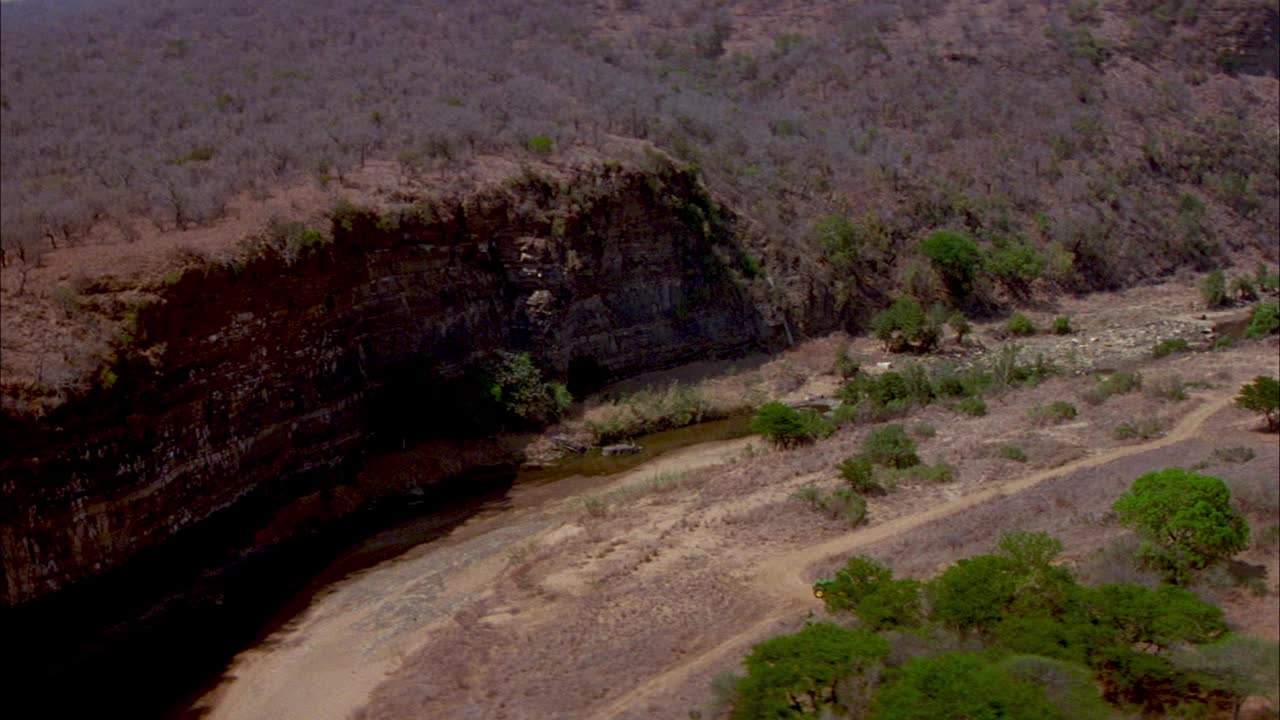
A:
[812,578,836,599]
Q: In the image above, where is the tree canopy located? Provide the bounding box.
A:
[920,230,981,301]
[1234,375,1279,431]
[871,653,1060,720]
[1112,468,1250,584]
[733,623,890,720]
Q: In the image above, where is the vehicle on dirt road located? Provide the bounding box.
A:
[812,578,835,599]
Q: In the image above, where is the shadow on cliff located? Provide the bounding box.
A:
[1,463,519,720]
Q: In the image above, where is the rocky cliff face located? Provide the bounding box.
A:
[0,159,765,608]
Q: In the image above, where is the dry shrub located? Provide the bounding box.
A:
[1211,446,1256,464]
[1111,417,1165,440]
[1076,534,1162,587]
[1145,375,1188,402]
[1226,473,1279,518]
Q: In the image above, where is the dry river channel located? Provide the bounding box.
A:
[177,415,756,720]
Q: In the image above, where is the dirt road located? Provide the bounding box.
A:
[586,390,1235,719]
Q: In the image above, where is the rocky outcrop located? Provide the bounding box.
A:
[0,159,766,608]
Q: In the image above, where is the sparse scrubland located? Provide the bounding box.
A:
[1,1,1279,719]
[341,289,1279,720]
[3,0,1280,405]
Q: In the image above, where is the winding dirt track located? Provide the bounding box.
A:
[587,391,1234,719]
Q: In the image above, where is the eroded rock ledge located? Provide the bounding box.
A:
[0,158,766,608]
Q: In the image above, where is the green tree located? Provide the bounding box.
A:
[920,230,981,302]
[927,555,1022,633]
[1234,375,1279,430]
[855,578,924,631]
[997,530,1064,572]
[819,556,893,613]
[1087,583,1228,650]
[870,653,1060,720]
[1112,469,1251,584]
[734,623,890,719]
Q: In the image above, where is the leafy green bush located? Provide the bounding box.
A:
[1031,400,1077,425]
[1152,338,1190,358]
[871,297,942,353]
[984,237,1044,297]
[1083,371,1143,405]
[525,134,555,154]
[1052,315,1073,335]
[1245,300,1279,338]
[999,445,1028,462]
[839,370,917,410]
[1201,269,1227,308]
[920,229,981,301]
[838,456,880,494]
[900,364,935,406]
[1113,468,1251,584]
[862,425,919,468]
[909,462,955,483]
[832,487,868,527]
[931,363,990,399]
[751,402,809,447]
[487,351,572,425]
[1006,313,1037,336]
[912,422,937,438]
[752,402,833,447]
[1234,375,1279,431]
[951,396,987,416]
